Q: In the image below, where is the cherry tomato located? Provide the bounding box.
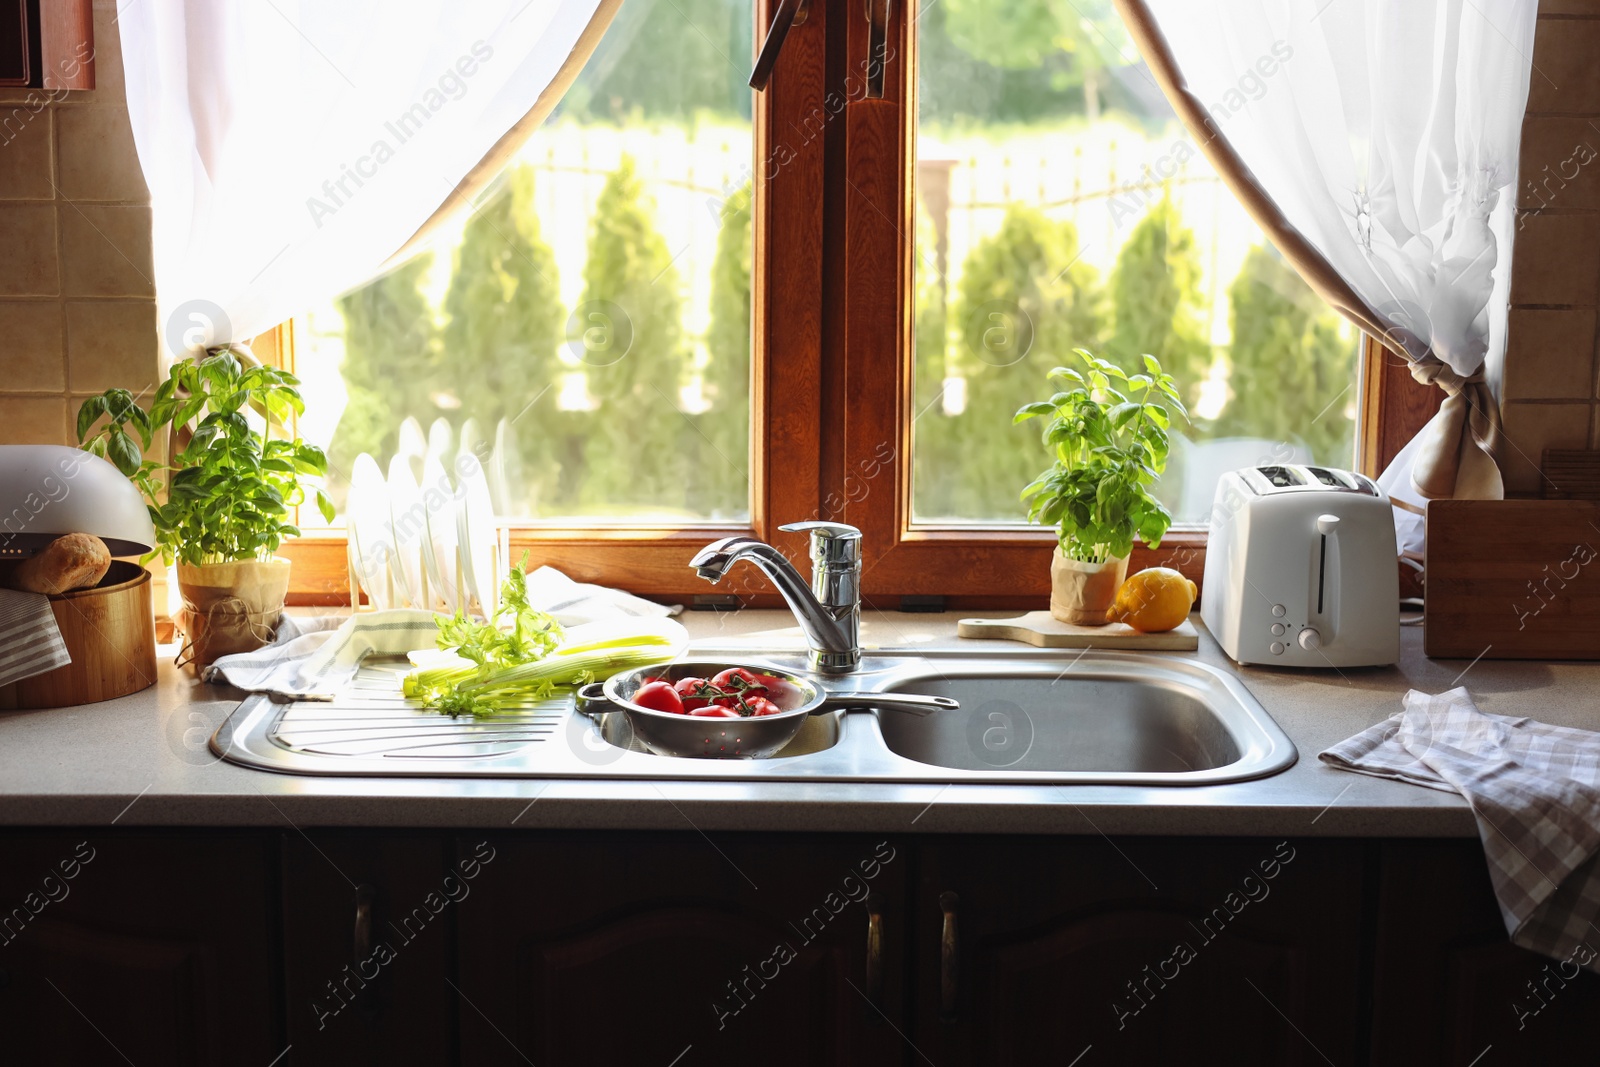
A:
[741,695,783,717]
[689,705,740,718]
[673,676,718,711]
[632,680,684,715]
[712,668,767,696]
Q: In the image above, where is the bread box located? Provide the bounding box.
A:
[0,445,159,709]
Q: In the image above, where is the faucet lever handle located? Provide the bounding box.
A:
[779,521,861,539]
[779,521,861,567]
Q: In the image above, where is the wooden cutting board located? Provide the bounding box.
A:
[1425,499,1600,659]
[957,611,1199,650]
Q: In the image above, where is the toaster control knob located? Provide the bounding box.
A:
[1298,627,1322,650]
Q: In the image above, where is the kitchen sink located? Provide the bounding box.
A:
[876,670,1241,774]
[216,649,1296,785]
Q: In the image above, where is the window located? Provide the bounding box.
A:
[294,0,757,525]
[276,0,1420,608]
[908,2,1359,527]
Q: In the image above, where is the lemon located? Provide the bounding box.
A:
[1105,567,1197,633]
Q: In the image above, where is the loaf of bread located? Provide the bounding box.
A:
[5,533,112,595]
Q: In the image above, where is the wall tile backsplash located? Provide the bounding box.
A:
[1502,4,1600,494]
[0,0,156,449]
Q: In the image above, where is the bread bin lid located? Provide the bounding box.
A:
[0,444,158,558]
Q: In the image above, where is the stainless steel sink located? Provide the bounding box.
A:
[216,649,1296,785]
[876,670,1241,775]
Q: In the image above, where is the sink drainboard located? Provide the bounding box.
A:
[216,650,1297,785]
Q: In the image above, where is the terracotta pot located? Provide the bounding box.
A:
[1049,548,1129,626]
[176,557,291,669]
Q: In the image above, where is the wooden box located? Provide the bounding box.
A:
[0,560,157,709]
[1425,500,1600,660]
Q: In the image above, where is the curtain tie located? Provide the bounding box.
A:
[1406,357,1503,502]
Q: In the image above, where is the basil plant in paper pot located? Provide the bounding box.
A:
[1016,349,1186,626]
[77,350,334,668]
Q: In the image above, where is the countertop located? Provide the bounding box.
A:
[0,609,1593,837]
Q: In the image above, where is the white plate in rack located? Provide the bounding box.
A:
[347,453,392,610]
[456,456,498,618]
[420,453,459,613]
[386,453,426,608]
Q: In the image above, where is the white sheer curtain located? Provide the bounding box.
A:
[1116,0,1538,558]
[120,0,613,356]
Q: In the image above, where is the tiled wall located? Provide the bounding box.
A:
[1502,0,1600,494]
[0,0,155,449]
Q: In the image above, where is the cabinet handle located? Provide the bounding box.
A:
[353,884,376,962]
[864,893,885,1014]
[938,890,959,1020]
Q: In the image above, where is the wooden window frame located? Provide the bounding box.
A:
[270,0,1435,610]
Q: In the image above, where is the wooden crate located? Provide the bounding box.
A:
[1425,500,1600,660]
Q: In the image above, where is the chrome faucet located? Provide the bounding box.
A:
[689,521,862,674]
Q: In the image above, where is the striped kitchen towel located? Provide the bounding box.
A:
[1322,688,1600,973]
[0,589,71,688]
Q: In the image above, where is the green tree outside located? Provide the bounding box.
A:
[558,0,753,125]
[940,0,1128,119]
[1106,195,1212,410]
[1216,245,1356,462]
[693,181,752,519]
[912,195,956,519]
[936,205,1106,519]
[441,165,567,514]
[328,253,439,495]
[577,156,692,512]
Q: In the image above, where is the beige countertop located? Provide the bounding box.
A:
[0,609,1592,837]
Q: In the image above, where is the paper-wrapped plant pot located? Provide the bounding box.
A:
[1049,548,1129,626]
[177,557,291,669]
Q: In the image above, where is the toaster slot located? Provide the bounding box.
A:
[1305,466,1352,489]
[1316,530,1327,615]
[1256,465,1303,488]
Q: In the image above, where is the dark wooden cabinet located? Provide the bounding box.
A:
[0,832,281,1066]
[909,836,1369,1067]
[279,831,456,1065]
[0,826,1588,1064]
[1369,839,1600,1065]
[453,832,907,1067]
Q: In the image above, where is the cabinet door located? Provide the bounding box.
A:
[1369,839,1600,1065]
[911,836,1367,1067]
[454,832,906,1067]
[0,831,281,1066]
[280,831,455,1065]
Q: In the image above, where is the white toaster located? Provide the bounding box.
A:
[1200,464,1399,668]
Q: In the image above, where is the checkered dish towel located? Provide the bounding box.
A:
[1322,687,1600,973]
[202,566,679,699]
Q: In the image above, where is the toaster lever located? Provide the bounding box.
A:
[1316,514,1340,535]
